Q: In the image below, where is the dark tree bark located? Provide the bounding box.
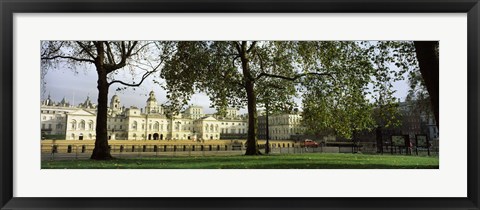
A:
[244,80,261,155]
[413,41,439,127]
[91,42,113,160]
[42,41,157,160]
[238,41,261,155]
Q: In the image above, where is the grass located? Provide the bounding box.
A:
[41,153,439,169]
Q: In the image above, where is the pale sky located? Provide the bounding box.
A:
[41,64,410,114]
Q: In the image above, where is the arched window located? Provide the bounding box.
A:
[88,133,93,139]
[79,120,85,130]
[88,120,94,130]
[71,120,76,130]
[205,124,208,131]
[132,121,137,130]
[210,124,214,132]
[154,122,159,131]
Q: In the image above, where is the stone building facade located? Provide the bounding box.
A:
[257,112,306,140]
[40,91,248,141]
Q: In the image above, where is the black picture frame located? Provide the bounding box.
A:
[1,0,479,209]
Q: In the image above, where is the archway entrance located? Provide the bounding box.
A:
[153,133,159,140]
[160,134,163,140]
[148,134,152,140]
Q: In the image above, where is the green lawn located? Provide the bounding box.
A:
[41,153,439,169]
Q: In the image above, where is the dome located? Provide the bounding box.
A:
[147,91,156,102]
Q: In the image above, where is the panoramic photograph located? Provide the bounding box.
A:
[40,41,439,169]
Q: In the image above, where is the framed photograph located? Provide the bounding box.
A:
[1,0,479,209]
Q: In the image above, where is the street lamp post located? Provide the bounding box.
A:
[265,102,270,154]
[175,121,181,140]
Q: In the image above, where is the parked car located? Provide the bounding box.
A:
[303,139,319,148]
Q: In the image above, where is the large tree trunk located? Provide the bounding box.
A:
[239,42,261,155]
[245,81,261,155]
[413,41,439,127]
[91,42,113,160]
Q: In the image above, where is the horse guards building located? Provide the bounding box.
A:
[40,91,305,141]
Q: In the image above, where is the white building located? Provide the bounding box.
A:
[257,112,306,140]
[40,91,248,141]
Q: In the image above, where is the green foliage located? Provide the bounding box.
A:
[300,42,376,138]
[161,41,420,141]
[160,41,301,114]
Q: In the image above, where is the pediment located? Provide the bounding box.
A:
[199,116,217,121]
[69,109,96,116]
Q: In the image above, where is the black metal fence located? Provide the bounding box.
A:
[41,142,438,161]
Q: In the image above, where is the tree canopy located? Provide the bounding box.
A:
[160,41,422,154]
[41,41,172,159]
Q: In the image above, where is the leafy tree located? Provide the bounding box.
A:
[301,41,377,139]
[160,41,437,155]
[41,41,171,160]
[162,41,297,155]
[161,41,398,154]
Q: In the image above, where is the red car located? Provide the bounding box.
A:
[303,139,319,148]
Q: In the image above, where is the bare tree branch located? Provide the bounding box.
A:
[104,41,140,74]
[108,70,154,87]
[104,42,116,65]
[247,41,257,53]
[76,41,96,60]
[107,55,164,87]
[41,55,95,63]
[256,72,334,82]
[233,41,241,54]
